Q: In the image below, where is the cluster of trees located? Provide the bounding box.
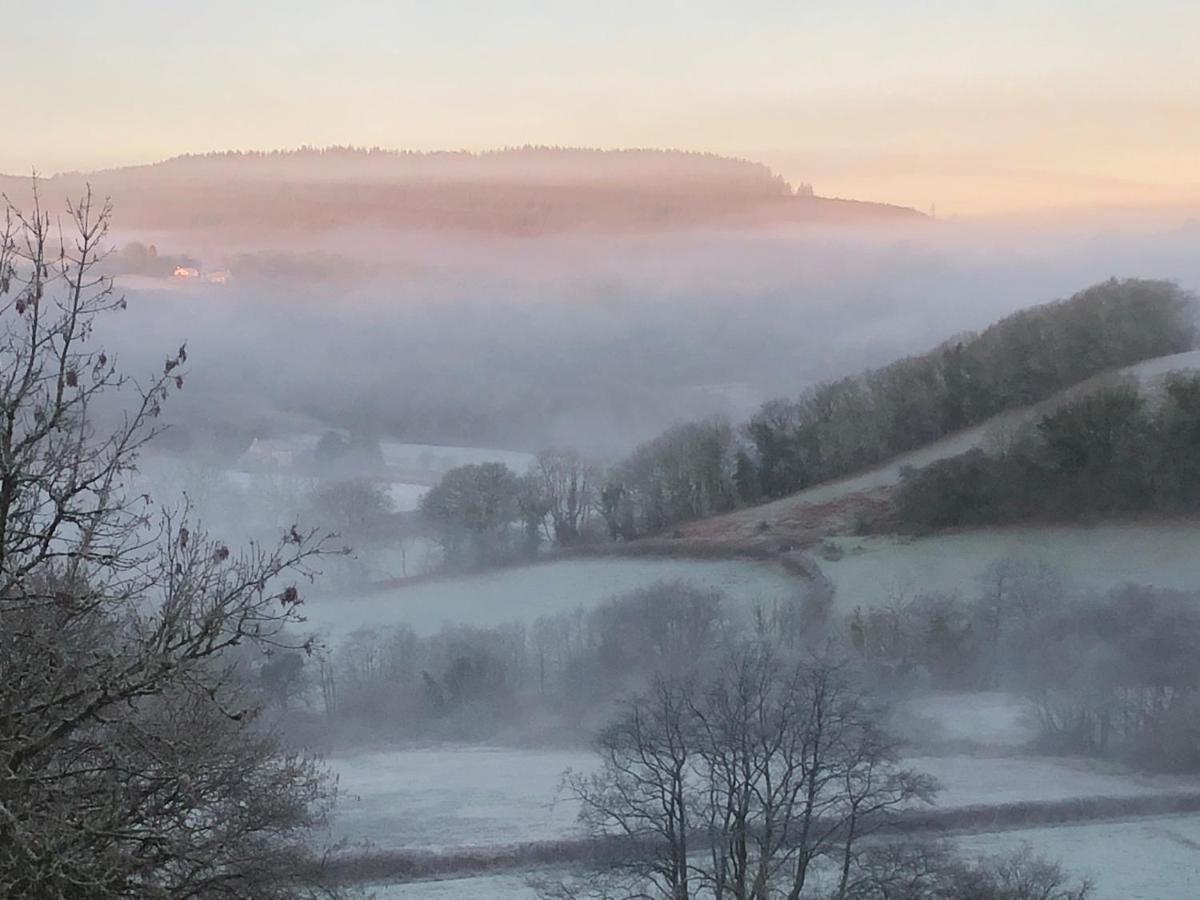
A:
[547,642,1088,900]
[1021,585,1200,770]
[0,192,337,896]
[419,450,599,569]
[536,278,1193,539]
[565,648,935,900]
[847,558,1064,692]
[600,418,739,538]
[303,475,430,579]
[847,559,1200,771]
[419,423,744,568]
[734,278,1194,505]
[305,582,764,740]
[895,373,1200,530]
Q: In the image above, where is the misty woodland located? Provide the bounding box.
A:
[5,5,1200,898]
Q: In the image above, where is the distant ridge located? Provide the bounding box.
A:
[0,146,925,236]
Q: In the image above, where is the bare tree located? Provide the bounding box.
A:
[564,647,933,900]
[693,650,933,900]
[532,448,596,546]
[0,187,338,898]
[570,677,698,900]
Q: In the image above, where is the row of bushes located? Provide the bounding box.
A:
[287,581,804,741]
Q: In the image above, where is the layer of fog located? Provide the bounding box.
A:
[95,217,1200,465]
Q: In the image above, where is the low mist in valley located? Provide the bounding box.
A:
[81,175,1200,464]
[5,36,1200,893]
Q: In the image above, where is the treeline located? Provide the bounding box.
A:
[155,146,789,192]
[895,372,1200,529]
[732,278,1195,503]
[413,279,1195,554]
[277,582,805,741]
[418,451,599,569]
[849,559,1200,771]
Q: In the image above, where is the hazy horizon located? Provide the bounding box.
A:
[8,0,1200,219]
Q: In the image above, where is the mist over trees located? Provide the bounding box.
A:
[419,462,529,568]
[548,643,1092,900]
[846,558,1200,773]
[584,278,1196,536]
[307,581,742,741]
[405,278,1197,550]
[0,192,337,897]
[5,159,1196,899]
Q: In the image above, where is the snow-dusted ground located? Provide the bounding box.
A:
[350,874,537,899]
[820,523,1200,613]
[327,747,592,852]
[956,814,1200,900]
[324,743,1198,854]
[304,557,805,637]
[911,755,1196,808]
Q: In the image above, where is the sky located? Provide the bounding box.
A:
[3,0,1199,217]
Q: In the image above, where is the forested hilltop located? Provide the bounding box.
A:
[0,147,922,236]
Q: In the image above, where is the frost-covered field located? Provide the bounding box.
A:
[350,874,538,899]
[324,743,1197,854]
[327,747,592,851]
[305,557,804,637]
[820,523,1200,612]
[910,755,1196,808]
[956,814,1200,900]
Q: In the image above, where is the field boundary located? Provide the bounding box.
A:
[321,790,1200,885]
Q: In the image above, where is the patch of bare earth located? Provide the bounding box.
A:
[676,486,893,547]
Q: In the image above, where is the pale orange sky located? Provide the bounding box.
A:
[5,0,1199,217]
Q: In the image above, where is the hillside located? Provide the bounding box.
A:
[678,348,1200,544]
[0,147,924,236]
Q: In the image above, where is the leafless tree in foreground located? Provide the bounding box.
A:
[0,186,339,898]
[563,649,936,900]
[556,647,1091,900]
